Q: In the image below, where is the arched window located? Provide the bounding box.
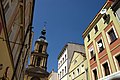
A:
[36,57,41,66]
[39,45,43,52]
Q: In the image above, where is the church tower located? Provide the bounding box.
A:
[25,28,49,80]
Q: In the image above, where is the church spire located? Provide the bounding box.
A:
[37,22,47,42]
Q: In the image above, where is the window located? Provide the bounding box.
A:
[61,60,62,64]
[116,8,120,21]
[63,58,64,62]
[115,54,120,70]
[65,66,66,73]
[97,39,104,53]
[103,14,110,24]
[65,54,66,59]
[93,69,98,80]
[103,14,108,21]
[77,68,79,75]
[94,25,98,33]
[39,45,43,53]
[87,34,90,42]
[102,62,110,76]
[60,71,61,78]
[36,57,41,66]
[107,28,117,44]
[73,72,75,79]
[90,50,94,58]
[89,46,95,59]
[62,69,64,76]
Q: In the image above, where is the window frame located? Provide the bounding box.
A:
[96,38,105,53]
[92,67,98,80]
[115,8,120,22]
[101,60,111,77]
[106,26,118,44]
[87,34,90,42]
[113,53,120,71]
[89,45,95,59]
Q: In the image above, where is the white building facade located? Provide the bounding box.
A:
[58,42,85,80]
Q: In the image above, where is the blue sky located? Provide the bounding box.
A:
[32,0,106,72]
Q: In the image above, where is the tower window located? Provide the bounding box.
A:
[36,57,41,66]
[93,69,98,80]
[39,45,43,53]
[102,62,110,76]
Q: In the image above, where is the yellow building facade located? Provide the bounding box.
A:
[82,0,120,80]
[0,0,35,80]
[68,51,88,80]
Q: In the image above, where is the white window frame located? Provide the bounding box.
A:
[96,37,105,53]
[106,26,118,44]
[88,45,94,59]
[101,60,112,77]
[91,67,99,80]
[113,52,120,71]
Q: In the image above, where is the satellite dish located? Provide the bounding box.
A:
[100,9,107,14]
[98,43,102,47]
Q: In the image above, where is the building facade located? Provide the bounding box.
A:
[58,43,85,80]
[68,51,88,80]
[82,0,120,80]
[48,69,58,80]
[0,0,35,80]
[24,28,49,80]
